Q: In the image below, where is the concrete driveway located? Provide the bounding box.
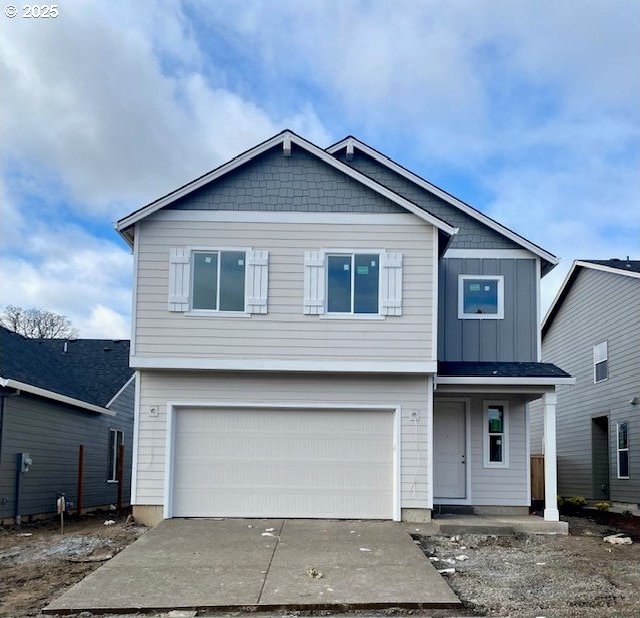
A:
[44,519,460,614]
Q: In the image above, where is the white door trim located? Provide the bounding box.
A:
[433,398,472,505]
[163,401,402,521]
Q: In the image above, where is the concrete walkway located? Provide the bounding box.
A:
[409,514,568,536]
[44,519,460,614]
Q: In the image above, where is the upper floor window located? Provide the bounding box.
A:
[192,250,246,312]
[458,275,504,319]
[327,253,379,314]
[617,422,629,479]
[593,341,608,383]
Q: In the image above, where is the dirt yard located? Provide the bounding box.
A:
[0,512,146,617]
[415,515,640,617]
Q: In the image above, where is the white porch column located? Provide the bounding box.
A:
[542,390,559,522]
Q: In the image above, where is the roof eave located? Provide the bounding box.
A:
[115,130,459,238]
[327,137,559,271]
[0,376,116,416]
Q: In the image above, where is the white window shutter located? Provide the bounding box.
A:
[168,248,191,312]
[303,251,325,315]
[246,250,269,314]
[380,252,403,316]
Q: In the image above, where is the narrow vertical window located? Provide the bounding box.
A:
[617,422,629,479]
[108,429,124,482]
[484,401,509,467]
[593,341,608,383]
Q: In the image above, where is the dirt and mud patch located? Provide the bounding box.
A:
[0,512,146,617]
[415,516,640,617]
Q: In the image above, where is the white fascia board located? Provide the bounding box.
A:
[434,376,575,386]
[327,137,559,267]
[0,377,116,416]
[153,210,419,225]
[130,356,437,374]
[105,373,136,409]
[115,131,458,239]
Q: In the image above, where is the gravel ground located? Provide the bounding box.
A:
[414,517,640,617]
[0,512,147,617]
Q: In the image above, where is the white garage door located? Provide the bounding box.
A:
[171,407,394,519]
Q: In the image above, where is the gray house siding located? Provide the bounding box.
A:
[335,150,520,249]
[530,268,640,504]
[169,145,406,213]
[0,380,134,520]
[438,257,538,362]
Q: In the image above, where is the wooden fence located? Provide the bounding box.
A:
[530,454,545,501]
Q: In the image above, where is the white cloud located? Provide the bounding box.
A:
[0,1,329,216]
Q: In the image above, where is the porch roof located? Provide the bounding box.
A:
[437,361,571,379]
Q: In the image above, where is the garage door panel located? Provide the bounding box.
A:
[172,408,394,519]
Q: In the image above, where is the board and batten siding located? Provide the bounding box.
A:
[133,215,436,364]
[438,257,538,362]
[529,268,640,503]
[134,370,431,512]
[435,395,529,506]
[0,381,134,520]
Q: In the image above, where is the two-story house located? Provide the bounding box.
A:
[115,131,573,527]
[530,259,640,512]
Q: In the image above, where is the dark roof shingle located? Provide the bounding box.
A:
[0,327,132,407]
[583,259,640,274]
[438,361,571,379]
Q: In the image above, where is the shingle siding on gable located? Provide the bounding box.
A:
[335,150,519,249]
[168,145,406,213]
[529,268,640,504]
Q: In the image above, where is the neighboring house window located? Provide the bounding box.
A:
[192,250,246,312]
[327,253,379,314]
[593,341,608,383]
[483,401,509,467]
[617,422,629,479]
[108,429,124,482]
[458,275,504,319]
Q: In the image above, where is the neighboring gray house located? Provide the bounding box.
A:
[530,259,640,512]
[115,131,573,527]
[0,327,134,523]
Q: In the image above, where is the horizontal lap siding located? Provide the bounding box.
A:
[134,218,435,362]
[435,395,528,506]
[0,384,134,519]
[135,370,430,510]
[530,269,640,502]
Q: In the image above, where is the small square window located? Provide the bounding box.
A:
[458,275,504,319]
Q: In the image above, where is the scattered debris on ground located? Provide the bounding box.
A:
[414,515,640,617]
[603,532,633,545]
[306,566,324,579]
[0,511,146,617]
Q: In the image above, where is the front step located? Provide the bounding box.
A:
[432,504,475,516]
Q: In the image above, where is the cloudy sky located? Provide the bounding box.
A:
[1,0,638,338]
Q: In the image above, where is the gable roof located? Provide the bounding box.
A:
[327,136,559,274]
[542,259,640,336]
[0,327,133,414]
[115,130,459,245]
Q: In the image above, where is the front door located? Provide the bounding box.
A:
[434,401,466,499]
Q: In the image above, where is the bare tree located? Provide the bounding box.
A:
[1,305,79,339]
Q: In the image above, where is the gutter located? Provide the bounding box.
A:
[0,377,115,416]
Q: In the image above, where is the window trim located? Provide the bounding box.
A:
[107,428,124,483]
[483,400,510,468]
[323,248,385,319]
[458,275,505,320]
[617,421,629,480]
[189,246,250,315]
[593,341,609,384]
